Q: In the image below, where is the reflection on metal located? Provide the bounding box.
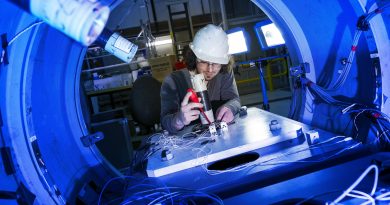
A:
[147,108,303,177]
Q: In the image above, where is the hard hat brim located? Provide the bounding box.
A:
[189,43,229,65]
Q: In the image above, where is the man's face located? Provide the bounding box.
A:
[196,59,222,81]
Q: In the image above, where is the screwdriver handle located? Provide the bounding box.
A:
[187,88,205,112]
[187,88,199,103]
[187,88,211,124]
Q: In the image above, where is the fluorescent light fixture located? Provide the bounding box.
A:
[147,36,173,47]
[226,27,249,55]
[261,23,285,47]
[154,39,173,46]
[254,20,285,50]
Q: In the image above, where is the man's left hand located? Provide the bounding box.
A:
[216,106,234,123]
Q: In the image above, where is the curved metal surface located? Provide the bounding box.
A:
[0,1,126,204]
[0,0,389,204]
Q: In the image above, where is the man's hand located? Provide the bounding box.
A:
[174,91,203,129]
[216,106,234,123]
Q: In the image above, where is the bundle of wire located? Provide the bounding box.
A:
[136,130,213,165]
[288,85,301,119]
[143,120,234,159]
[297,3,390,106]
[297,164,390,205]
[301,78,350,106]
[342,106,390,148]
[328,164,388,205]
[150,130,211,150]
[97,176,223,205]
[328,30,362,91]
[326,3,389,92]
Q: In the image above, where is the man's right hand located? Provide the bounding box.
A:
[174,91,203,130]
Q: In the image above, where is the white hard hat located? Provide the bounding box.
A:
[189,24,229,64]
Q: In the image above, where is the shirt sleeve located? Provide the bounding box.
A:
[160,75,181,134]
[220,70,241,115]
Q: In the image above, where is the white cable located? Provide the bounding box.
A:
[375,191,390,201]
[342,103,357,114]
[347,190,375,205]
[122,187,223,205]
[331,30,362,90]
[0,50,5,64]
[8,21,44,46]
[377,121,390,144]
[1,21,44,64]
[146,191,180,205]
[346,108,390,121]
[353,110,366,139]
[331,164,378,205]
[120,192,167,205]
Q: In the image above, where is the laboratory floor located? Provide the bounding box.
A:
[240,88,292,117]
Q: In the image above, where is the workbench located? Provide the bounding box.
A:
[138,107,376,204]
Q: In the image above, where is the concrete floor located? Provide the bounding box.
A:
[240,89,292,117]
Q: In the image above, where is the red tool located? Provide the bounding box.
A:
[187,88,211,124]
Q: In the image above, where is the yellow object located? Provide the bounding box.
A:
[236,57,288,91]
[265,58,288,91]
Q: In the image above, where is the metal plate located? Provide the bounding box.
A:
[147,108,303,177]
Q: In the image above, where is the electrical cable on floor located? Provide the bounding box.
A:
[375,191,390,201]
[329,164,378,205]
[347,190,375,205]
[98,175,138,205]
[119,186,223,205]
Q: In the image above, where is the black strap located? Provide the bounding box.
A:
[0,108,3,127]
[1,33,9,65]
[0,183,36,204]
[1,147,15,175]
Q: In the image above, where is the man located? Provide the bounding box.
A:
[160,24,241,134]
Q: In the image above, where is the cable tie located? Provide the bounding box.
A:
[372,112,381,119]
[306,81,313,87]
